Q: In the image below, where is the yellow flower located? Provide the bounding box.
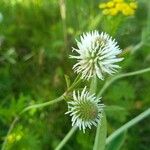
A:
[106,1,114,8]
[113,0,123,3]
[122,6,134,16]
[99,3,107,9]
[115,3,124,11]
[99,0,137,16]
[109,8,119,16]
[7,132,23,143]
[129,2,138,9]
[7,134,15,143]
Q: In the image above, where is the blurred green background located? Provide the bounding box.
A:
[0,0,150,149]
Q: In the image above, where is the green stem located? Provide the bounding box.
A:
[59,0,67,52]
[106,108,150,144]
[90,75,97,94]
[98,67,150,97]
[131,41,143,54]
[67,75,82,93]
[55,126,77,150]
[20,95,64,114]
[1,117,19,150]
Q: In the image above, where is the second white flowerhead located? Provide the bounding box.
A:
[66,87,104,133]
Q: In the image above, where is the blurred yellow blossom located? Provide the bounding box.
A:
[129,2,138,9]
[113,0,123,3]
[7,132,23,143]
[99,0,138,16]
[99,3,107,9]
[106,1,114,8]
[7,134,15,143]
[109,8,118,16]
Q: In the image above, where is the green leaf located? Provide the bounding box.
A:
[93,112,107,150]
[106,131,126,150]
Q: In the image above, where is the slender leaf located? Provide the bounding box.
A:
[93,113,107,150]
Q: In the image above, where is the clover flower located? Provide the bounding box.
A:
[70,30,123,80]
[65,87,104,132]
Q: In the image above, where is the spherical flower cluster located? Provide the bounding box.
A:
[99,0,138,16]
[65,87,104,132]
[70,30,123,80]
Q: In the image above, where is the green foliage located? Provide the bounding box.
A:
[76,131,93,150]
[6,126,41,150]
[106,131,126,150]
[0,0,150,149]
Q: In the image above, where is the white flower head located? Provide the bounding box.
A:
[65,87,104,133]
[70,30,124,80]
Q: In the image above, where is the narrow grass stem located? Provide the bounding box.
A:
[59,0,67,51]
[55,126,77,150]
[106,108,150,144]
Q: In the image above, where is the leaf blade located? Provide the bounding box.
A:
[93,112,107,150]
